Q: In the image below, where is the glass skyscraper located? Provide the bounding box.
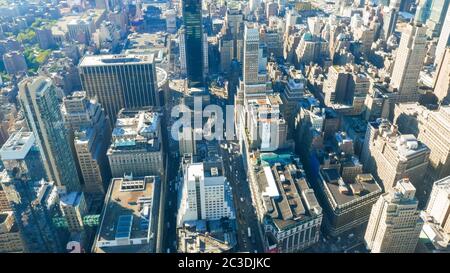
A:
[19,76,81,192]
[182,0,204,87]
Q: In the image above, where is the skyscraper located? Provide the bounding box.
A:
[0,172,65,253]
[433,47,450,103]
[177,161,235,227]
[361,119,430,204]
[425,176,450,234]
[79,54,159,125]
[182,0,205,87]
[19,77,81,192]
[434,7,450,66]
[425,0,450,38]
[390,22,427,103]
[364,179,423,253]
[62,91,112,195]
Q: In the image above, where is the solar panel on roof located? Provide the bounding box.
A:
[115,214,133,239]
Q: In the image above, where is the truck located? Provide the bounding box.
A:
[247,227,251,238]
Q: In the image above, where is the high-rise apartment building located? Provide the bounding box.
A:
[19,77,81,192]
[108,108,163,178]
[361,119,430,204]
[182,0,205,87]
[79,54,159,125]
[177,161,235,227]
[2,51,27,75]
[62,91,112,195]
[364,179,423,253]
[390,22,428,103]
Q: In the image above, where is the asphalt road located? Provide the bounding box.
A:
[220,140,264,253]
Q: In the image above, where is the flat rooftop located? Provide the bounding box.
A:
[97,175,158,245]
[0,131,35,160]
[79,54,155,67]
[256,153,322,230]
[320,169,382,207]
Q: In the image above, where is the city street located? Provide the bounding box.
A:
[220,140,264,253]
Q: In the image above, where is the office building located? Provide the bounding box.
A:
[317,170,382,236]
[382,7,398,40]
[0,172,65,253]
[416,105,450,181]
[2,51,27,75]
[425,0,450,38]
[181,0,205,87]
[177,161,235,227]
[0,211,24,253]
[245,94,288,152]
[390,22,427,103]
[62,91,112,195]
[364,179,423,253]
[433,47,450,103]
[0,131,47,181]
[434,7,450,66]
[19,77,81,192]
[248,153,323,252]
[93,174,160,253]
[79,54,159,125]
[108,108,163,178]
[361,119,430,204]
[418,176,450,251]
[59,191,87,233]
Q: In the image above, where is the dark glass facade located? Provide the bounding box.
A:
[182,0,204,87]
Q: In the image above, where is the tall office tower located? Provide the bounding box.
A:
[417,105,450,181]
[364,179,423,253]
[434,7,450,65]
[0,172,65,253]
[425,0,450,38]
[182,0,205,87]
[179,27,187,76]
[245,94,288,152]
[177,161,235,227]
[415,0,433,24]
[281,68,307,138]
[425,176,450,233]
[225,8,244,38]
[59,191,87,233]
[382,7,398,40]
[433,48,450,103]
[93,175,160,253]
[79,54,159,125]
[390,22,427,103]
[218,32,234,74]
[19,77,81,192]
[107,108,163,178]
[203,32,208,79]
[0,131,47,181]
[62,91,111,195]
[243,24,261,86]
[0,211,24,253]
[361,119,430,204]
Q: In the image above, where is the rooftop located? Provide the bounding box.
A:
[0,131,35,160]
[319,169,382,208]
[96,175,159,251]
[255,153,322,231]
[79,54,155,67]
